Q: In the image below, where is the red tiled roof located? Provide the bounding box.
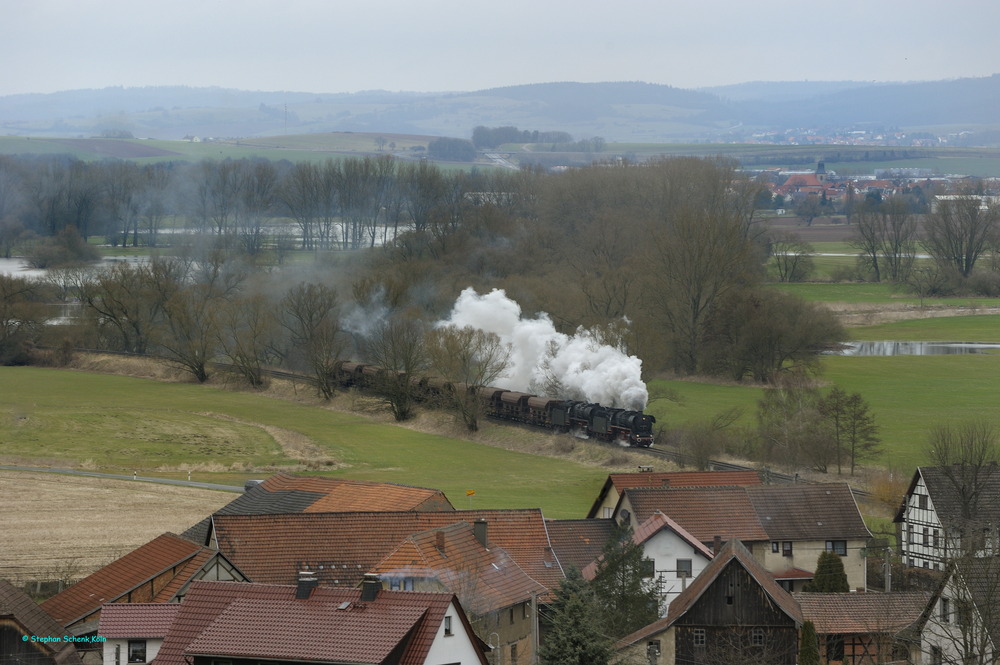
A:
[260,473,454,512]
[152,548,215,602]
[793,592,928,634]
[546,519,616,572]
[154,581,487,665]
[40,533,206,627]
[621,487,771,544]
[186,597,427,663]
[370,522,548,614]
[97,603,181,638]
[212,509,564,593]
[772,567,814,581]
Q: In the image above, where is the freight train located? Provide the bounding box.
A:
[334,362,656,447]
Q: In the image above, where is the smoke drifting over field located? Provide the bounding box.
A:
[438,288,648,410]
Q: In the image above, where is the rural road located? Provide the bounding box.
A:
[0,465,244,492]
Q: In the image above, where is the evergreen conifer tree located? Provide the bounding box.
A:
[799,620,821,665]
[590,523,662,640]
[803,551,850,592]
[538,567,611,665]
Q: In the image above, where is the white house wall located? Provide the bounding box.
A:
[900,473,948,570]
[423,600,484,665]
[643,530,712,613]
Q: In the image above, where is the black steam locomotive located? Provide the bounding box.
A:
[335,362,656,447]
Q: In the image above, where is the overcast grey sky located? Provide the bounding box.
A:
[4,0,998,97]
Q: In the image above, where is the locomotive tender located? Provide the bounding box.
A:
[334,362,656,448]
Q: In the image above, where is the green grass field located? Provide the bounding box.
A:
[0,367,607,518]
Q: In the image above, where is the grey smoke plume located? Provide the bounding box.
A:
[437,287,648,410]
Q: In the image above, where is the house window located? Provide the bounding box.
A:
[603,507,614,518]
[908,525,914,545]
[647,640,661,657]
[510,606,515,624]
[127,641,147,663]
[941,597,951,623]
[826,635,845,662]
[931,646,943,665]
[751,628,765,647]
[693,628,706,647]
[825,540,847,556]
[919,494,928,510]
[771,541,780,554]
[510,643,518,665]
[923,528,930,546]
[677,559,692,578]
[782,541,793,557]
[389,577,413,591]
[933,530,940,548]
[958,600,973,627]
[640,558,656,578]
[443,615,453,636]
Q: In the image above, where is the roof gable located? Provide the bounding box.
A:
[39,533,207,626]
[616,539,801,649]
[904,465,1000,527]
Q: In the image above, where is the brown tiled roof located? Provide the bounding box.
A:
[183,473,454,545]
[151,548,216,602]
[546,519,616,572]
[97,602,181,638]
[747,484,871,541]
[0,580,83,665]
[212,509,564,593]
[155,580,487,665]
[262,473,455,512]
[40,533,207,627]
[587,471,761,517]
[621,487,770,544]
[616,539,802,650]
[370,522,548,615]
[793,592,928,634]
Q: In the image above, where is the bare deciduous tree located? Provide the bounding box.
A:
[425,324,510,431]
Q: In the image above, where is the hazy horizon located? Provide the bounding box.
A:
[4,0,999,98]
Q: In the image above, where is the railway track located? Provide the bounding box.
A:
[66,348,873,498]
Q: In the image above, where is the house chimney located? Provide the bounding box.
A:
[295,570,318,599]
[661,479,671,488]
[360,573,381,602]
[436,530,446,553]
[713,536,722,555]
[473,519,488,547]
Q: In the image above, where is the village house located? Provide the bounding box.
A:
[894,464,1000,571]
[39,533,246,638]
[206,509,562,665]
[918,556,1000,665]
[149,578,489,665]
[98,602,179,665]
[615,539,802,665]
[0,579,83,665]
[611,483,871,592]
[577,512,715,612]
[793,591,928,664]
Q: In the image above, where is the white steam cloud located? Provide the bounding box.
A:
[437,287,648,411]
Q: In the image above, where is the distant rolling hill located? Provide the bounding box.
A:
[0,77,997,144]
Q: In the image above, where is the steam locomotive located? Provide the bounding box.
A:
[335,362,656,447]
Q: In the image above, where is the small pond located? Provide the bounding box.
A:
[836,341,1000,356]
